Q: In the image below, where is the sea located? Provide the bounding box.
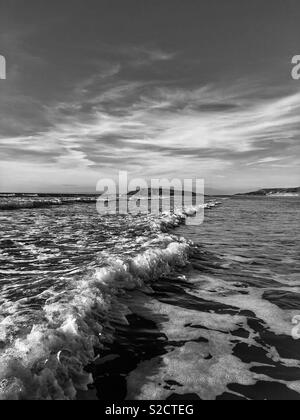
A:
[0,194,299,400]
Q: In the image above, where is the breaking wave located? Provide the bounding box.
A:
[0,196,97,210]
[0,204,219,400]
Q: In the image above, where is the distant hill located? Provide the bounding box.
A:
[127,187,203,197]
[238,187,300,197]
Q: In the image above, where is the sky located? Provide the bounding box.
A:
[0,0,299,194]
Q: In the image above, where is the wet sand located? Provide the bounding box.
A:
[87,244,300,400]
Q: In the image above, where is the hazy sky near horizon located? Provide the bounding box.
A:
[0,0,300,193]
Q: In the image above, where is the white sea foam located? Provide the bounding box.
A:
[0,196,97,210]
[0,203,204,400]
[188,276,297,336]
[126,275,300,400]
[126,296,262,400]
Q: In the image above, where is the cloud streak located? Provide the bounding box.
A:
[1,73,300,193]
[3,81,299,155]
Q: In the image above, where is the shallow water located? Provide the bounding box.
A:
[122,197,300,400]
[0,196,299,400]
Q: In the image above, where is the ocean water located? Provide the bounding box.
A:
[0,196,299,400]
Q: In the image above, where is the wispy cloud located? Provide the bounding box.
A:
[115,45,176,65]
[1,76,300,186]
[0,29,299,192]
[246,157,284,166]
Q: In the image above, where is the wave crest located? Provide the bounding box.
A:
[0,210,194,400]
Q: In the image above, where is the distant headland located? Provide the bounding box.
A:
[237,187,300,197]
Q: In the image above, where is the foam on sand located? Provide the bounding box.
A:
[188,275,298,336]
[125,296,261,400]
[125,275,300,400]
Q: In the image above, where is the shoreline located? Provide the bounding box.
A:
[83,239,300,401]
